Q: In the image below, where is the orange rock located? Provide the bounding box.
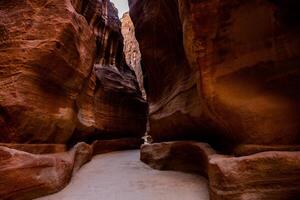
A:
[0,0,147,144]
[0,143,92,200]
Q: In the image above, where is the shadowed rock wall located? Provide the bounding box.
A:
[129,0,209,143]
[129,0,300,151]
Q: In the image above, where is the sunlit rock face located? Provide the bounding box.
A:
[129,0,300,150]
[0,0,147,144]
[121,12,146,100]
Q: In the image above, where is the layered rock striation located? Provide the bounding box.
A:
[0,0,147,144]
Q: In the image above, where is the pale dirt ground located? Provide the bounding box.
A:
[37,150,209,200]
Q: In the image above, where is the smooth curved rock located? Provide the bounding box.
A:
[209,151,300,200]
[0,137,144,199]
[0,0,95,143]
[0,0,147,144]
[0,143,92,200]
[73,0,148,142]
[140,141,300,200]
[141,142,216,175]
[129,0,300,150]
[129,0,208,143]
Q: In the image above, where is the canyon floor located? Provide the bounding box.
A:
[37,150,209,200]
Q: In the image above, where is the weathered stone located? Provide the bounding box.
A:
[73,1,148,142]
[141,141,216,175]
[129,0,207,143]
[0,143,92,200]
[129,0,300,150]
[121,12,146,99]
[0,0,147,144]
[0,0,95,143]
[0,1,148,198]
[209,151,300,200]
[140,142,300,200]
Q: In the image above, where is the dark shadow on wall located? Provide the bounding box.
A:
[270,0,300,26]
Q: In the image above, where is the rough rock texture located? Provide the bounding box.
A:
[0,143,93,200]
[0,0,94,143]
[0,0,147,144]
[141,142,300,200]
[129,0,300,149]
[121,12,146,99]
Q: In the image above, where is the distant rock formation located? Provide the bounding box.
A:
[121,12,146,100]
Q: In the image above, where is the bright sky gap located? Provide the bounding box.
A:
[110,0,129,18]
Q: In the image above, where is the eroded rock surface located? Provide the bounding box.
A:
[0,0,147,144]
[129,0,300,149]
[121,12,146,99]
[210,151,300,200]
[0,0,95,143]
[0,1,147,198]
[129,0,205,142]
[0,138,145,199]
[141,142,300,200]
[0,143,93,200]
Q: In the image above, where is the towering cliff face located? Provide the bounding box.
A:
[130,1,300,199]
[129,0,300,150]
[0,1,147,198]
[121,12,146,100]
[129,0,208,143]
[0,0,147,144]
[73,1,148,142]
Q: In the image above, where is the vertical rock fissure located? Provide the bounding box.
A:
[121,13,147,100]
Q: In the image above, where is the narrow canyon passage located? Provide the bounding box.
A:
[37,150,209,200]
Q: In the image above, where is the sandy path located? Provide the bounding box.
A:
[37,150,209,200]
